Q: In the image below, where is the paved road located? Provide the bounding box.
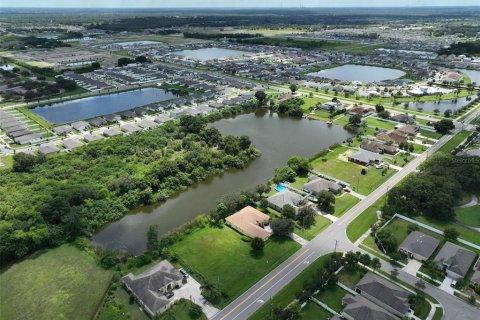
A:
[212,109,480,320]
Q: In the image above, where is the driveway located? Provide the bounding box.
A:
[439,277,455,295]
[174,276,220,319]
[403,259,422,276]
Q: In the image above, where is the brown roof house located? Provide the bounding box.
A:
[395,124,419,136]
[348,150,383,166]
[304,176,342,194]
[122,260,184,317]
[399,231,440,261]
[226,206,271,240]
[355,272,411,318]
[434,242,476,280]
[377,130,408,146]
[361,140,397,155]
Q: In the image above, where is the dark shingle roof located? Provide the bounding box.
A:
[399,231,440,260]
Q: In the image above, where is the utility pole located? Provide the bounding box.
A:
[334,239,338,253]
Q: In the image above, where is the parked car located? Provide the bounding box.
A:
[179,268,189,278]
[307,195,318,203]
[375,163,384,169]
[343,187,351,193]
[165,291,174,299]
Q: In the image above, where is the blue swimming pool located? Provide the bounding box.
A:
[275,185,287,192]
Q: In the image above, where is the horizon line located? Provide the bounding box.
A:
[2,5,480,9]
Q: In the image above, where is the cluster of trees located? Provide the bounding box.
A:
[275,97,305,117]
[382,153,480,221]
[434,119,455,134]
[183,32,262,39]
[117,55,151,67]
[438,41,480,57]
[2,36,70,50]
[398,141,415,153]
[3,77,77,101]
[73,61,101,74]
[0,114,260,262]
[236,37,336,50]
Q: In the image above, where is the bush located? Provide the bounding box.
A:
[251,237,265,251]
[189,303,203,318]
[270,218,294,237]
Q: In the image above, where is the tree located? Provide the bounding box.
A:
[146,225,159,251]
[444,228,459,241]
[254,90,267,105]
[287,156,310,175]
[377,110,391,119]
[391,268,399,280]
[415,279,426,292]
[376,229,398,253]
[434,119,455,134]
[360,253,371,266]
[361,168,367,175]
[345,251,359,267]
[179,115,205,133]
[289,84,298,93]
[317,190,335,214]
[12,152,40,172]
[282,204,296,219]
[117,57,133,67]
[189,303,203,319]
[270,218,294,237]
[296,206,316,228]
[201,283,222,304]
[371,257,381,271]
[349,114,362,126]
[251,237,265,251]
[444,109,452,118]
[273,166,296,183]
[239,135,251,150]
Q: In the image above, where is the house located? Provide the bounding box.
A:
[83,133,103,142]
[304,176,342,195]
[122,260,184,317]
[317,101,345,112]
[62,138,82,150]
[338,293,397,320]
[267,189,304,213]
[104,114,120,123]
[348,150,383,166]
[391,113,415,124]
[225,206,271,240]
[434,242,476,280]
[470,260,480,286]
[169,109,186,119]
[361,140,397,155]
[38,144,60,155]
[134,107,148,116]
[119,110,136,119]
[103,128,122,137]
[71,120,90,131]
[347,106,375,117]
[138,119,158,130]
[53,125,72,135]
[395,124,419,136]
[121,123,142,134]
[355,272,410,318]
[377,130,408,145]
[155,114,173,124]
[399,231,440,261]
[89,117,107,127]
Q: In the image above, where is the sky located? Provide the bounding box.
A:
[1,0,479,8]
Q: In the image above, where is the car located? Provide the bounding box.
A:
[165,291,174,299]
[375,163,384,169]
[307,195,318,203]
[338,182,347,188]
[179,268,189,278]
[451,280,457,288]
[343,187,351,193]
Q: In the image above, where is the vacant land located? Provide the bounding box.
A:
[456,203,480,228]
[170,225,300,307]
[366,117,397,130]
[294,214,331,240]
[438,130,471,154]
[346,195,385,242]
[0,244,112,320]
[334,193,360,217]
[249,253,334,320]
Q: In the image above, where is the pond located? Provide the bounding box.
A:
[308,64,406,83]
[92,110,353,254]
[401,95,477,113]
[458,69,480,84]
[174,47,254,61]
[31,88,177,124]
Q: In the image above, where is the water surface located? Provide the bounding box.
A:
[308,64,405,82]
[92,111,353,253]
[174,47,254,61]
[402,96,477,113]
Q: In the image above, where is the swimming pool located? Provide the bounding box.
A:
[275,185,288,192]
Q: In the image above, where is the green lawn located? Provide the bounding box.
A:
[308,109,333,121]
[310,149,394,195]
[365,117,397,130]
[0,155,13,170]
[161,299,206,320]
[250,254,334,320]
[170,226,301,307]
[334,194,360,217]
[455,204,480,228]
[300,301,333,320]
[419,129,442,140]
[315,284,349,312]
[0,244,112,320]
[294,214,331,240]
[337,266,366,289]
[390,153,414,167]
[412,296,432,320]
[432,307,443,320]
[438,130,471,154]
[301,96,329,112]
[346,195,385,242]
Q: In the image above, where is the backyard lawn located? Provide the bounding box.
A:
[249,254,334,320]
[346,195,385,242]
[300,301,333,320]
[160,299,206,320]
[294,214,331,240]
[310,148,395,195]
[365,117,397,130]
[337,266,366,289]
[419,129,442,140]
[334,193,360,217]
[413,216,480,246]
[0,244,112,320]
[170,225,301,307]
[315,284,349,312]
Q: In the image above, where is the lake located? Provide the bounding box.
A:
[458,69,480,84]
[402,95,477,113]
[92,110,353,254]
[174,47,254,61]
[31,88,177,124]
[308,64,406,82]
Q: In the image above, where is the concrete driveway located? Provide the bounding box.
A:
[439,277,455,295]
[173,276,219,319]
[403,259,422,276]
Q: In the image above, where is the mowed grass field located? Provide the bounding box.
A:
[170,225,300,307]
[0,244,112,320]
[346,195,385,242]
[456,204,480,228]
